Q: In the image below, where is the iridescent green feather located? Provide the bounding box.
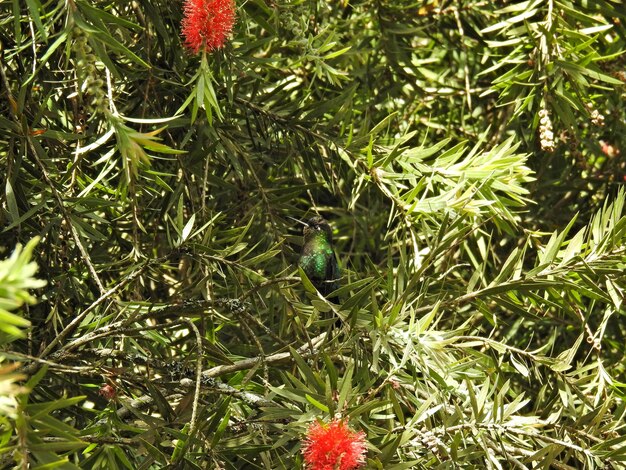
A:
[298,217,340,296]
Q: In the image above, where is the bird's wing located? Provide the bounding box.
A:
[325,250,339,282]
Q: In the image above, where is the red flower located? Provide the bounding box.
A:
[302,418,367,470]
[181,0,235,54]
[98,384,116,400]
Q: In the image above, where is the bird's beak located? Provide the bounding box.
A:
[286,215,308,227]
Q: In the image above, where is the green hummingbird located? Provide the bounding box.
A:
[298,216,340,297]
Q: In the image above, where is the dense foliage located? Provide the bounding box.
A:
[1,0,626,468]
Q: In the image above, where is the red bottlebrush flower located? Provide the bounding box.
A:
[181,0,235,54]
[302,418,367,470]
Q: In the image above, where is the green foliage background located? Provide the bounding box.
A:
[1,0,626,468]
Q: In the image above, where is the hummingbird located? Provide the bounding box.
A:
[298,216,340,297]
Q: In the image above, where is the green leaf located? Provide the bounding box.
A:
[305,394,329,412]
[551,334,584,372]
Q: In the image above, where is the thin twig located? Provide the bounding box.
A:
[38,259,154,359]
[183,319,203,438]
[202,332,326,379]
[453,7,472,111]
